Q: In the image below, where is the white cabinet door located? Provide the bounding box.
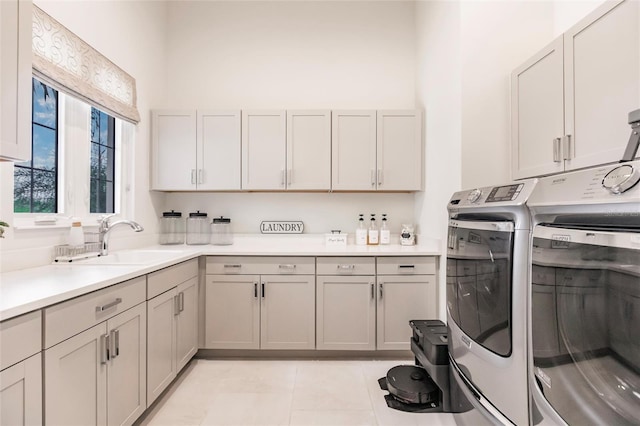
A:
[565,0,640,169]
[45,322,108,426]
[198,110,241,190]
[151,110,197,190]
[147,289,177,405]
[511,37,565,180]
[286,110,331,190]
[376,110,422,191]
[205,275,261,349]
[0,0,31,162]
[316,275,376,350]
[176,277,199,372]
[0,353,42,426]
[376,276,436,350]
[260,275,315,350]
[242,111,286,190]
[331,111,377,191]
[107,303,146,426]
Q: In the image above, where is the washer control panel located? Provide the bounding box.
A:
[449,181,535,208]
[485,183,524,203]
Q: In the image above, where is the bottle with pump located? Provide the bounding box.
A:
[380,214,390,245]
[367,214,379,245]
[356,214,367,245]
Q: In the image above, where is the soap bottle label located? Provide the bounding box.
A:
[356,229,367,245]
[380,229,390,245]
[368,229,379,245]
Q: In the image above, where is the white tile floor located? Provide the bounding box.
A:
[140,359,457,426]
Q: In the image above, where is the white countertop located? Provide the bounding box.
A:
[0,235,441,322]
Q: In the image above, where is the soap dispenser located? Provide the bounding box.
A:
[356,214,367,245]
[380,214,390,245]
[367,214,379,245]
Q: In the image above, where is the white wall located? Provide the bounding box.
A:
[414,0,462,320]
[553,0,606,36]
[162,1,418,235]
[0,0,168,272]
[460,1,554,188]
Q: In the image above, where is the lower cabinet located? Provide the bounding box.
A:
[205,273,315,350]
[316,275,376,350]
[44,302,147,426]
[147,276,198,405]
[376,275,436,350]
[0,353,42,426]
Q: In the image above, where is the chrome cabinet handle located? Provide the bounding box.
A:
[371,283,374,299]
[100,333,110,364]
[371,170,376,186]
[262,282,265,298]
[110,329,119,359]
[562,135,572,160]
[287,169,292,186]
[399,265,415,270]
[174,294,180,316]
[96,298,122,313]
[224,264,242,269]
[379,282,384,299]
[281,169,285,186]
[279,264,296,271]
[191,169,196,184]
[198,169,203,184]
[179,292,185,312]
[254,282,258,298]
[337,264,355,271]
[377,169,383,186]
[553,138,562,163]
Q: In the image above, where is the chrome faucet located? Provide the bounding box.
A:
[98,214,144,256]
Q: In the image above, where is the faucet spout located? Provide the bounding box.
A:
[98,217,144,256]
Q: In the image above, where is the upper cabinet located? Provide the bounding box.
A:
[0,0,32,162]
[377,110,423,191]
[512,0,639,180]
[151,110,241,191]
[241,110,286,190]
[332,110,422,191]
[153,108,422,192]
[286,110,331,190]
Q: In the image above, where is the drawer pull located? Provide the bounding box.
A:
[262,282,265,298]
[224,264,242,269]
[279,264,296,270]
[399,265,415,269]
[110,329,119,359]
[380,282,384,299]
[174,295,180,316]
[371,283,374,299]
[254,282,258,298]
[179,292,185,312]
[96,298,122,313]
[337,264,355,271]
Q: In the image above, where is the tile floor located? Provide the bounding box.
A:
[140,358,457,426]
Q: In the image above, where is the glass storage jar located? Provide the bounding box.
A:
[186,211,210,245]
[159,210,185,245]
[211,216,233,245]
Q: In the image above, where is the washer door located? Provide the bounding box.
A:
[532,225,640,425]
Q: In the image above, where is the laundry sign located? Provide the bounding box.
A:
[260,221,304,234]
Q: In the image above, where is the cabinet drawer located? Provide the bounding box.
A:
[377,257,436,275]
[44,276,146,349]
[0,310,41,371]
[316,257,375,275]
[206,256,315,275]
[148,259,199,299]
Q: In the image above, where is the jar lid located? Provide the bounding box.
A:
[163,210,182,217]
[189,210,208,218]
[212,216,231,224]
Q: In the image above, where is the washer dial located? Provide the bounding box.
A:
[467,188,482,203]
[602,165,640,194]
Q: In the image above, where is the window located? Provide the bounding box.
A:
[14,78,59,213]
[90,108,115,213]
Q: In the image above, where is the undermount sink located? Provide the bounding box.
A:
[73,249,185,265]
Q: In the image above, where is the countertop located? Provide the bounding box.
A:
[0,235,442,322]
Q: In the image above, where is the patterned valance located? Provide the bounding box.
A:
[32,5,140,123]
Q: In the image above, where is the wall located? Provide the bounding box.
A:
[161,1,418,235]
[0,0,168,272]
[460,1,554,188]
[553,0,606,36]
[414,0,462,320]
